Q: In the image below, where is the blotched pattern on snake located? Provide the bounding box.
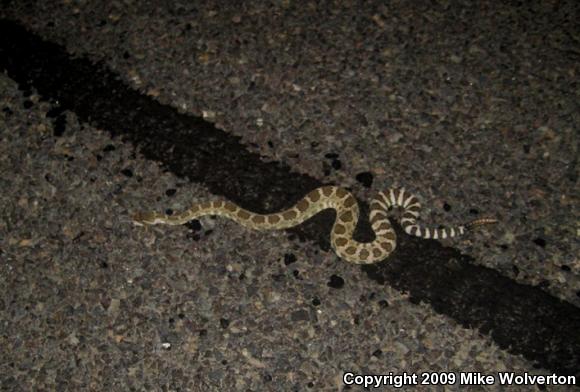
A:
[132,186,496,264]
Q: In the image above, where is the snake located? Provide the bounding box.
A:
[132,186,496,264]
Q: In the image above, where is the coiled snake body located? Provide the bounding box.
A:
[132,186,496,264]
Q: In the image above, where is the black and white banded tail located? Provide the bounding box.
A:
[373,188,497,240]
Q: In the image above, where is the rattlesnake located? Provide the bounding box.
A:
[132,186,496,264]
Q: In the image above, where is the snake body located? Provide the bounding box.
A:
[132,186,496,264]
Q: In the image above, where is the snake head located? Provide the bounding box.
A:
[132,211,159,226]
